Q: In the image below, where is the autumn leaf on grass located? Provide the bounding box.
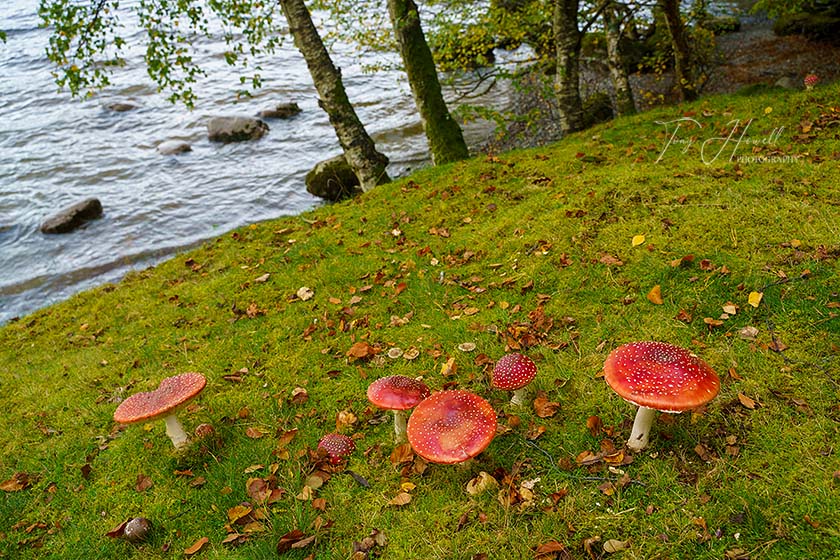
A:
[647,285,664,305]
[277,530,315,554]
[631,234,646,247]
[185,537,209,556]
[466,472,499,496]
[296,286,314,301]
[599,254,624,267]
[0,472,35,492]
[747,291,763,308]
[533,540,571,559]
[738,393,759,409]
[533,391,560,418]
[135,473,153,493]
[388,492,412,507]
[346,341,378,361]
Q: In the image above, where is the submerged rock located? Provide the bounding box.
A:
[207,116,269,143]
[106,101,140,112]
[157,140,192,155]
[257,102,302,119]
[40,198,103,234]
[305,155,361,202]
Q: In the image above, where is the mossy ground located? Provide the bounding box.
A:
[1,82,839,559]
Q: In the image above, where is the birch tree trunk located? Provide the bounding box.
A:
[603,1,636,116]
[280,0,390,191]
[553,0,585,134]
[387,0,469,165]
[659,0,698,101]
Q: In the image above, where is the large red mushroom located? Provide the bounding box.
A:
[367,375,430,443]
[491,353,537,406]
[113,372,206,450]
[603,341,720,452]
[406,390,497,464]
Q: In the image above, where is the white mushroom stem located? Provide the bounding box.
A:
[627,406,657,452]
[510,385,533,407]
[393,410,408,443]
[164,414,190,449]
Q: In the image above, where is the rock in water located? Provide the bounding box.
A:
[40,198,103,234]
[257,102,302,119]
[157,140,192,155]
[207,116,269,143]
[305,155,361,202]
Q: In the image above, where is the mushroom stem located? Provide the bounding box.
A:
[393,410,408,443]
[627,406,657,452]
[510,386,532,407]
[164,414,189,449]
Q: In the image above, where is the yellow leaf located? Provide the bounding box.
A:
[631,234,646,247]
[647,285,664,305]
[388,492,412,506]
[748,291,763,308]
[764,106,773,115]
[400,482,416,493]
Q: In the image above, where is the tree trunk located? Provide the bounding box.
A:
[387,0,469,165]
[279,0,390,191]
[603,1,636,116]
[659,0,697,102]
[553,0,585,134]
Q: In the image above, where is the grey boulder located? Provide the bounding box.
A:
[157,140,192,155]
[257,102,302,119]
[207,116,269,143]
[305,155,361,202]
[40,198,103,234]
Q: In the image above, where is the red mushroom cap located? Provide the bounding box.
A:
[491,353,537,391]
[113,372,206,424]
[367,375,431,411]
[603,342,719,413]
[406,390,497,464]
[317,433,355,463]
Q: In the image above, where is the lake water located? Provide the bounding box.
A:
[0,0,509,324]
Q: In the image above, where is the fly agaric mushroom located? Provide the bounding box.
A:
[318,433,356,464]
[603,341,720,452]
[491,353,537,406]
[113,372,206,450]
[367,375,430,443]
[406,390,497,464]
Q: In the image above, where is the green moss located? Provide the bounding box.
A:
[2,82,840,559]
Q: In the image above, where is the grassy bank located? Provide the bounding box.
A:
[1,82,839,559]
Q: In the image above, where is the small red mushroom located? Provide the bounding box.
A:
[318,433,356,464]
[113,372,206,450]
[491,353,537,406]
[406,390,497,464]
[367,375,430,443]
[603,341,720,452]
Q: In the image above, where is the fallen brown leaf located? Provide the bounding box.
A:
[388,492,412,506]
[738,393,758,409]
[533,391,560,418]
[134,473,153,493]
[184,536,209,556]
